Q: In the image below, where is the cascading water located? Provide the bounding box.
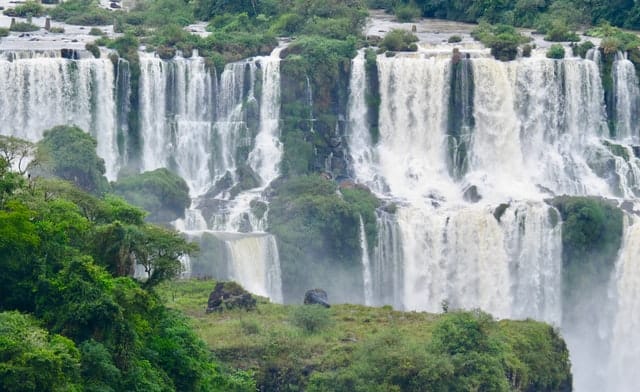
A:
[358,215,373,305]
[613,53,640,141]
[346,48,640,391]
[608,219,640,392]
[141,48,286,303]
[0,50,121,179]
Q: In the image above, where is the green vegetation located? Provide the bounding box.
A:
[0,27,8,37]
[549,196,623,325]
[546,44,566,59]
[32,126,110,195]
[159,279,573,392]
[3,1,45,17]
[112,168,190,224]
[379,28,419,51]
[0,140,253,391]
[394,0,640,31]
[268,176,379,302]
[394,1,421,22]
[9,22,39,32]
[471,23,530,61]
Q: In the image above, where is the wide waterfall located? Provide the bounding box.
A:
[0,50,121,179]
[347,49,640,391]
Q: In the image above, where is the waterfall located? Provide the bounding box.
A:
[359,215,373,305]
[347,50,377,187]
[500,202,563,324]
[183,231,283,303]
[139,53,170,172]
[613,53,640,141]
[371,210,403,308]
[608,219,640,392]
[0,51,120,179]
[248,47,284,186]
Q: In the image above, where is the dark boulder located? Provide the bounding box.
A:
[206,281,256,313]
[304,288,330,308]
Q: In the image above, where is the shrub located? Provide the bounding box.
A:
[9,22,39,32]
[291,305,332,334]
[572,40,594,58]
[546,44,565,59]
[380,28,419,51]
[0,27,9,37]
[112,168,190,223]
[522,43,532,57]
[3,1,45,17]
[89,27,104,35]
[49,26,65,33]
[394,2,421,23]
[544,19,579,42]
[472,23,530,61]
[448,34,462,43]
[85,43,101,58]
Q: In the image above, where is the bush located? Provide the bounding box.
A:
[472,23,530,61]
[380,28,419,51]
[9,22,39,32]
[3,1,45,17]
[448,34,462,43]
[546,44,565,59]
[394,2,421,22]
[85,43,101,58]
[89,27,104,35]
[522,43,532,57]
[291,305,332,334]
[112,168,190,223]
[544,19,579,42]
[0,27,8,37]
[49,26,65,33]
[572,40,594,58]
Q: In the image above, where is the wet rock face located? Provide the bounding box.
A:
[206,281,257,313]
[304,288,330,308]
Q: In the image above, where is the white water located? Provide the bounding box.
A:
[359,215,373,306]
[248,47,284,186]
[347,50,640,391]
[608,220,640,392]
[0,51,120,179]
[613,54,640,141]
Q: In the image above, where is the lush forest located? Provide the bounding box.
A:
[0,130,254,391]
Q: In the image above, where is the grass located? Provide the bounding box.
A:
[157,279,438,375]
[157,279,571,391]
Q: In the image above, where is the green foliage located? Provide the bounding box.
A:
[0,27,8,37]
[112,168,190,223]
[9,22,39,32]
[549,196,623,314]
[34,125,110,195]
[0,312,82,392]
[394,2,421,22]
[49,0,112,25]
[448,34,462,43]
[3,1,45,17]
[380,28,419,51]
[472,22,531,61]
[546,43,565,59]
[89,27,104,35]
[268,176,362,301]
[0,159,248,391]
[544,19,579,42]
[86,43,101,58]
[572,40,594,58]
[291,305,333,334]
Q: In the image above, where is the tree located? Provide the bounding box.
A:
[0,135,36,175]
[33,125,109,195]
